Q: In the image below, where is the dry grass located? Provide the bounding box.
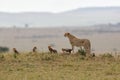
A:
[0,52,120,80]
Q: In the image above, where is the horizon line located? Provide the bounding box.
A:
[0,6,119,14]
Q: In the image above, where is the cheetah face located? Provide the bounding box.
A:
[64,32,70,37]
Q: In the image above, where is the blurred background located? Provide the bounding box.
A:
[0,0,120,53]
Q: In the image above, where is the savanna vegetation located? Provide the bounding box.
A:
[0,46,9,53]
[0,52,120,80]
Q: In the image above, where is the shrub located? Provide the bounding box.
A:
[77,49,86,56]
[13,53,17,59]
[0,46,9,53]
[100,53,113,58]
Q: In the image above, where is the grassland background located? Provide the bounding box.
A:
[0,28,120,54]
[0,52,120,80]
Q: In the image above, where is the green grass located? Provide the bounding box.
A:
[0,52,120,80]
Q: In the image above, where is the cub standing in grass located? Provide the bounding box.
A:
[62,48,72,54]
[13,48,19,54]
[33,46,37,53]
[48,46,57,53]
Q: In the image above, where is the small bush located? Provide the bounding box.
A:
[0,46,9,53]
[77,49,86,56]
[100,53,113,58]
[13,53,17,59]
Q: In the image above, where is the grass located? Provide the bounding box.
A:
[0,52,120,80]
